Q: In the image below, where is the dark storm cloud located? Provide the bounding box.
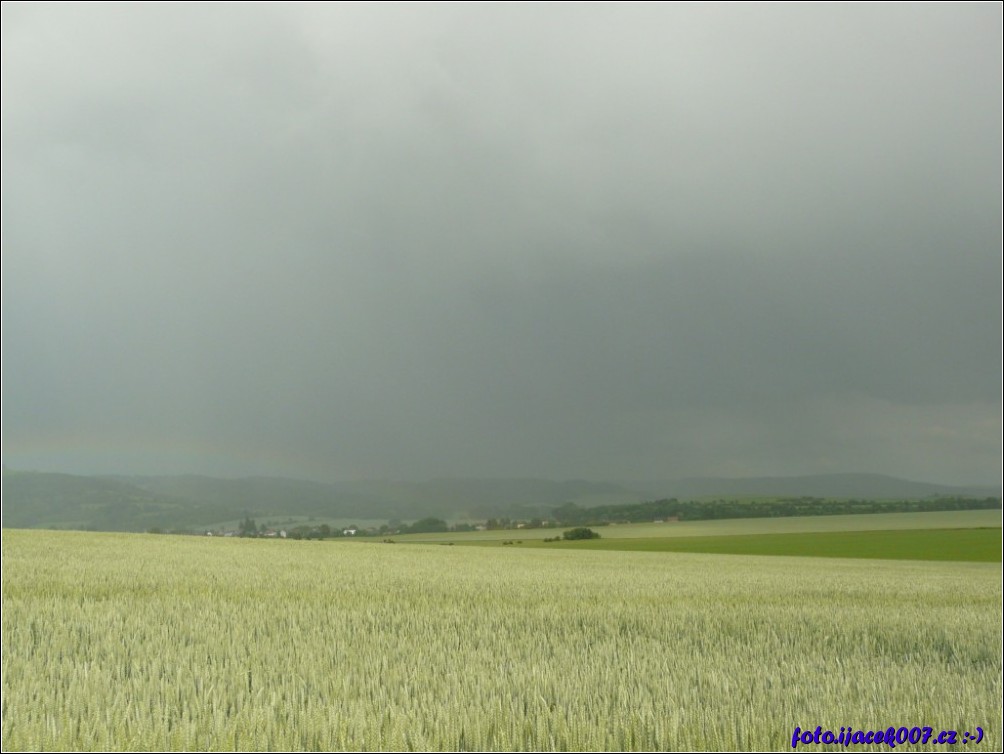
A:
[2,3,1000,484]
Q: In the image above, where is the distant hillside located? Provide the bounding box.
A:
[631,473,1001,501]
[121,475,380,519]
[126,476,642,521]
[332,478,643,519]
[2,469,998,533]
[0,470,211,531]
[1,471,643,532]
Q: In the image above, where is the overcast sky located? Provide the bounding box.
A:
[2,3,1000,485]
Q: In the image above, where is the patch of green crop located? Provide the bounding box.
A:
[527,527,1001,562]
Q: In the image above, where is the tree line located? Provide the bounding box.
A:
[156,497,998,538]
[549,496,1001,526]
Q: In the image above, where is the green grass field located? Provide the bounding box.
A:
[519,527,1001,562]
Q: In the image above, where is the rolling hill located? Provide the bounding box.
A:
[2,469,997,533]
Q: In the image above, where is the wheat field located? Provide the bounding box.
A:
[2,529,1000,751]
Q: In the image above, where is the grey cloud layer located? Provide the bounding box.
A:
[2,4,1000,483]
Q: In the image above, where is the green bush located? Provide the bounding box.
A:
[406,517,450,534]
[563,527,600,540]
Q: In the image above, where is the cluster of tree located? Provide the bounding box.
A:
[236,517,345,539]
[402,517,450,534]
[286,524,334,540]
[282,519,472,538]
[485,517,551,530]
[549,497,1001,526]
[239,516,263,537]
[542,527,601,542]
[213,517,476,539]
[561,527,601,540]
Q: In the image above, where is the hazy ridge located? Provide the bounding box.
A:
[630,473,1001,501]
[1,469,998,533]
